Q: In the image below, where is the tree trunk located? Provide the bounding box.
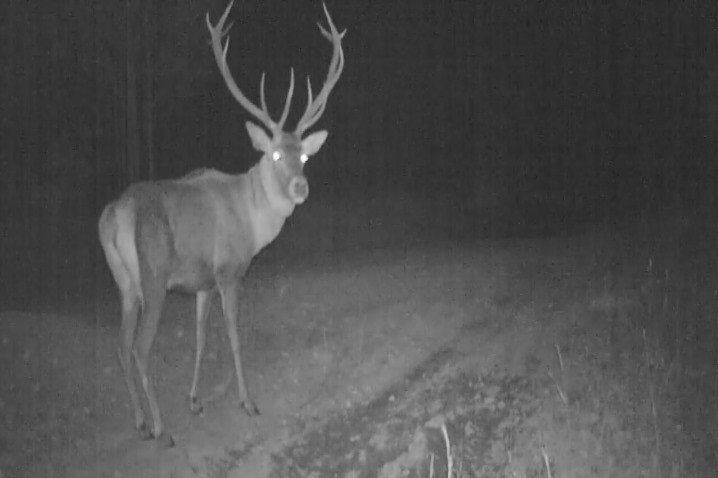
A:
[126,0,140,182]
[143,2,156,180]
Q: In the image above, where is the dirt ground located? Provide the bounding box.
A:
[0,227,710,477]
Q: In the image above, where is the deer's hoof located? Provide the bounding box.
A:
[155,431,175,448]
[241,399,260,416]
[189,395,204,415]
[137,422,153,441]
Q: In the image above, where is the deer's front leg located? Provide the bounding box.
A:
[219,280,260,416]
[189,289,213,414]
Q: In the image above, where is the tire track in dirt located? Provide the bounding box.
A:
[18,244,512,477]
[260,331,535,478]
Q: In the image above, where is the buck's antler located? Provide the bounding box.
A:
[206,0,296,134]
[295,3,346,136]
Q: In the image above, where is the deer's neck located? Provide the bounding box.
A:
[245,158,295,254]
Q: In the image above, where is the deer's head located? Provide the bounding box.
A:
[207,1,345,205]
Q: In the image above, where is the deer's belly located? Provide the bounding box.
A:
[167,262,215,292]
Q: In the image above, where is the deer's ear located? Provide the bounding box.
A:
[245,121,272,153]
[301,130,328,157]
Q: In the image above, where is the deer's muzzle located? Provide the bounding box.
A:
[289,176,309,204]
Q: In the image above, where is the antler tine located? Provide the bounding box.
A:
[259,72,269,118]
[304,76,314,112]
[295,3,345,135]
[276,68,296,131]
[206,0,278,132]
[318,23,347,42]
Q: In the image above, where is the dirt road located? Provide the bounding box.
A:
[2,234,694,476]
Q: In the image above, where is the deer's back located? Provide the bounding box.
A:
[107,172,256,292]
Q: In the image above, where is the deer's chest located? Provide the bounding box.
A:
[247,206,287,255]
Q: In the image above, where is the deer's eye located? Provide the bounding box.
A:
[272,151,281,161]
[300,154,308,164]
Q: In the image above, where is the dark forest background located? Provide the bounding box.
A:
[1,0,718,309]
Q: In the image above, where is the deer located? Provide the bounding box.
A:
[97,0,345,447]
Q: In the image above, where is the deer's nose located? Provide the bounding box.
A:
[289,176,309,204]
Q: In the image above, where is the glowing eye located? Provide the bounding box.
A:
[300,154,308,164]
[272,151,281,161]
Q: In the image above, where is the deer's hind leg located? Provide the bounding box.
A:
[132,272,173,447]
[118,291,146,438]
[101,236,148,439]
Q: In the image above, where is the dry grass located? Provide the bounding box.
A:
[405,220,709,477]
[3,217,714,477]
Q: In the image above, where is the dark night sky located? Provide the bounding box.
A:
[1,0,718,306]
